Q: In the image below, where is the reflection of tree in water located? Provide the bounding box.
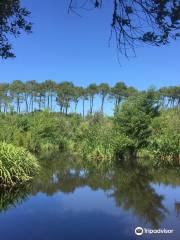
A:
[32,167,112,195]
[31,159,169,228]
[109,168,167,228]
[151,168,180,187]
[1,155,179,228]
[0,185,30,212]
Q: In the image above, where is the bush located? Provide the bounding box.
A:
[0,106,179,168]
[73,113,115,166]
[0,111,71,153]
[148,109,180,166]
[114,90,160,159]
[112,134,136,160]
[0,142,39,186]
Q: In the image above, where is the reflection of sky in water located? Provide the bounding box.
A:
[0,180,180,240]
[0,187,130,219]
[151,184,180,237]
[151,183,180,209]
[0,188,133,240]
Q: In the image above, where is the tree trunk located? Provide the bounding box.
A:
[25,94,28,113]
[91,97,94,114]
[47,95,50,109]
[31,96,34,112]
[50,94,53,111]
[89,98,92,114]
[17,96,20,113]
[101,95,105,113]
[83,99,85,117]
[75,102,78,113]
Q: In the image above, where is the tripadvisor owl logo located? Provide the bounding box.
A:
[135,227,144,236]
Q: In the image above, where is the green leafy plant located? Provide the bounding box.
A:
[0,142,39,186]
[148,109,180,166]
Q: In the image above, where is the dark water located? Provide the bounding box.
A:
[0,158,180,240]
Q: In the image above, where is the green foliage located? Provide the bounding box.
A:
[98,83,110,112]
[0,111,71,153]
[0,91,179,169]
[148,109,180,166]
[0,80,179,116]
[112,134,135,160]
[1,1,180,59]
[73,112,115,167]
[114,90,160,159]
[0,0,32,59]
[70,0,180,58]
[0,142,39,186]
[111,82,127,106]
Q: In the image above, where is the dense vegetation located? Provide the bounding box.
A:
[0,81,179,182]
[0,142,39,186]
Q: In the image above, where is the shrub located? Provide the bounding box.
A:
[112,134,136,160]
[73,113,115,166]
[0,111,71,153]
[148,109,180,166]
[114,90,160,159]
[0,142,39,186]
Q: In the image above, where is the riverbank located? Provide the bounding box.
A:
[0,90,179,187]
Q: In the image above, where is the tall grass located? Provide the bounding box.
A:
[0,142,39,186]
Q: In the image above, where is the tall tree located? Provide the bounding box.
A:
[80,87,88,117]
[87,83,98,114]
[36,82,45,111]
[26,80,38,112]
[125,87,138,98]
[10,80,24,113]
[98,83,110,113]
[0,83,10,113]
[111,82,127,108]
[56,82,74,115]
[43,80,56,111]
[159,86,180,109]
[72,86,81,113]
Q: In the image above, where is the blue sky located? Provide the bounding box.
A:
[0,0,179,91]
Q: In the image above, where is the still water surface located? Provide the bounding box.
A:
[0,159,180,240]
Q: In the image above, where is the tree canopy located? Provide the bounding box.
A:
[0,0,179,58]
[0,80,179,115]
[0,0,32,59]
[69,0,180,57]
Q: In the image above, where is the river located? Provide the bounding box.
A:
[0,157,180,240]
